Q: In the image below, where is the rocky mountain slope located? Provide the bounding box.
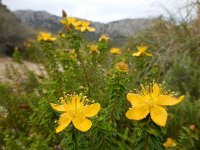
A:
[14,10,155,45]
[0,4,33,55]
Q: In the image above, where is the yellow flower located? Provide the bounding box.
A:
[37,32,56,42]
[60,17,81,27]
[50,94,101,133]
[60,20,67,26]
[163,138,177,148]
[68,17,81,27]
[89,44,99,54]
[126,83,184,126]
[132,45,152,56]
[115,61,129,73]
[110,48,121,54]
[99,34,109,42]
[69,49,77,60]
[75,21,95,32]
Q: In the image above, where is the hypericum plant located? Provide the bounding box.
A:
[50,93,100,133]
[126,82,184,149]
[27,9,193,150]
[110,47,122,54]
[132,45,152,57]
[99,34,109,42]
[37,32,56,42]
[163,137,177,148]
[115,61,129,73]
[126,83,184,126]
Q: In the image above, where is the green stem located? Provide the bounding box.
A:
[144,132,149,150]
[77,52,91,97]
[109,75,119,123]
[72,128,78,150]
[102,134,106,150]
[144,116,151,150]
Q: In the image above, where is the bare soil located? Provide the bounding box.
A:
[0,57,47,82]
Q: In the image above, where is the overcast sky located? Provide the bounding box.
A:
[2,0,195,23]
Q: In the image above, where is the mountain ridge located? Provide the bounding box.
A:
[14,10,155,44]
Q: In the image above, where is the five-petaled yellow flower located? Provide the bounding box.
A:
[110,48,121,54]
[60,17,81,27]
[37,32,56,42]
[126,83,184,126]
[115,61,129,73]
[75,21,95,32]
[50,94,101,133]
[132,45,152,56]
[99,34,109,42]
[89,44,99,54]
[163,138,177,148]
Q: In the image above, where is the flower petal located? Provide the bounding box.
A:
[74,27,81,31]
[87,27,95,32]
[81,27,87,32]
[56,113,71,133]
[126,105,150,120]
[82,21,90,26]
[137,46,148,52]
[144,52,152,56]
[71,95,84,109]
[72,116,92,132]
[50,103,66,112]
[132,51,142,56]
[72,21,81,27]
[127,93,144,106]
[157,95,184,106]
[150,106,167,127]
[152,83,160,98]
[84,103,101,117]
[60,19,67,25]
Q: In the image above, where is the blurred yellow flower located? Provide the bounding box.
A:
[89,44,99,54]
[115,61,129,73]
[126,83,184,127]
[99,34,109,42]
[50,94,101,133]
[69,49,77,60]
[163,138,177,148]
[60,19,67,25]
[60,17,81,27]
[68,17,81,27]
[132,45,152,56]
[75,21,95,32]
[37,32,56,42]
[110,48,121,54]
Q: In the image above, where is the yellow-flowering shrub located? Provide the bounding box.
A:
[0,8,200,150]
